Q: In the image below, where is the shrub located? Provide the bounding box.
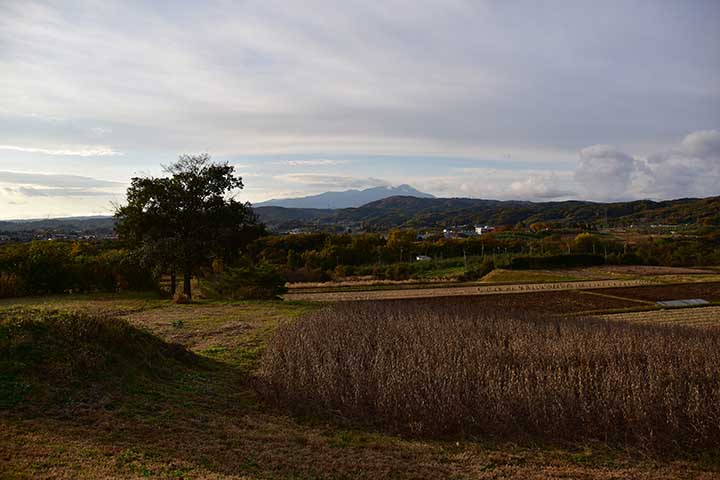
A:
[458,258,495,281]
[0,241,156,298]
[384,263,411,281]
[283,266,330,284]
[0,273,25,299]
[204,262,288,300]
[260,302,720,448]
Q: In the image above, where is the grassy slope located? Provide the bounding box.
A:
[1,293,718,479]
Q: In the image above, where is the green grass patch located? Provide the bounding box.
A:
[0,307,198,413]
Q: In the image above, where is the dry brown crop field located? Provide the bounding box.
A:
[261,302,720,448]
[3,279,720,479]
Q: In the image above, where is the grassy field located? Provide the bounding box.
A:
[2,290,720,478]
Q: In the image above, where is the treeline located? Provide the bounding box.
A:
[0,241,154,298]
[2,229,719,298]
[248,230,720,281]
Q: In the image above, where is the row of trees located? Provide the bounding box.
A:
[248,230,720,276]
[0,241,154,298]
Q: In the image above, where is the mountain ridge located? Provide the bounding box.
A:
[2,195,718,235]
[253,195,720,231]
[254,184,434,209]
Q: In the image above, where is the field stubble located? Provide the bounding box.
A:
[3,293,720,478]
[260,301,720,449]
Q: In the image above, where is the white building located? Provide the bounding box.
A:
[443,226,477,238]
[475,225,494,235]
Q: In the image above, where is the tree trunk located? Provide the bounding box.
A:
[183,271,192,299]
[170,269,177,296]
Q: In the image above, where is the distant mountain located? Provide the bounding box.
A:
[254,184,434,209]
[253,195,720,231]
[3,196,718,238]
[0,216,115,233]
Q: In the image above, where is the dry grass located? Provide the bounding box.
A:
[261,302,720,449]
[283,279,654,302]
[288,276,459,290]
[2,293,720,478]
[589,265,718,276]
[595,305,720,328]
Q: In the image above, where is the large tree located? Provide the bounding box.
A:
[115,154,264,298]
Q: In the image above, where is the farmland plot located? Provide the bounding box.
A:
[594,305,720,327]
[387,290,645,315]
[284,279,654,302]
[598,282,720,302]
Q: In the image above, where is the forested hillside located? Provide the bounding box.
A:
[254,196,720,230]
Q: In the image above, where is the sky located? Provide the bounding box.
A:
[1,0,719,219]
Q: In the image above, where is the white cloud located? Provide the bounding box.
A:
[0,144,123,157]
[0,1,718,216]
[574,145,638,200]
[0,171,124,188]
[398,168,576,201]
[274,173,390,189]
[638,129,720,198]
[3,186,117,197]
[571,130,720,201]
[1,0,717,163]
[510,174,575,199]
[90,127,112,136]
[281,159,350,166]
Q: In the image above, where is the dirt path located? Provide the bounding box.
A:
[284,279,655,302]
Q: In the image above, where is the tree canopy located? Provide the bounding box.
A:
[115,154,265,298]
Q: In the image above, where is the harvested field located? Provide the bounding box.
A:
[595,305,720,328]
[587,265,717,276]
[598,282,720,302]
[383,290,645,315]
[283,279,654,302]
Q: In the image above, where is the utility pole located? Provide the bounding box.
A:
[463,248,468,271]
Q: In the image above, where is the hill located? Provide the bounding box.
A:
[0,216,115,234]
[253,195,720,231]
[254,184,434,209]
[2,196,718,238]
[0,308,195,411]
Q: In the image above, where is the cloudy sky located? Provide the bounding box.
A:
[1,0,719,219]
